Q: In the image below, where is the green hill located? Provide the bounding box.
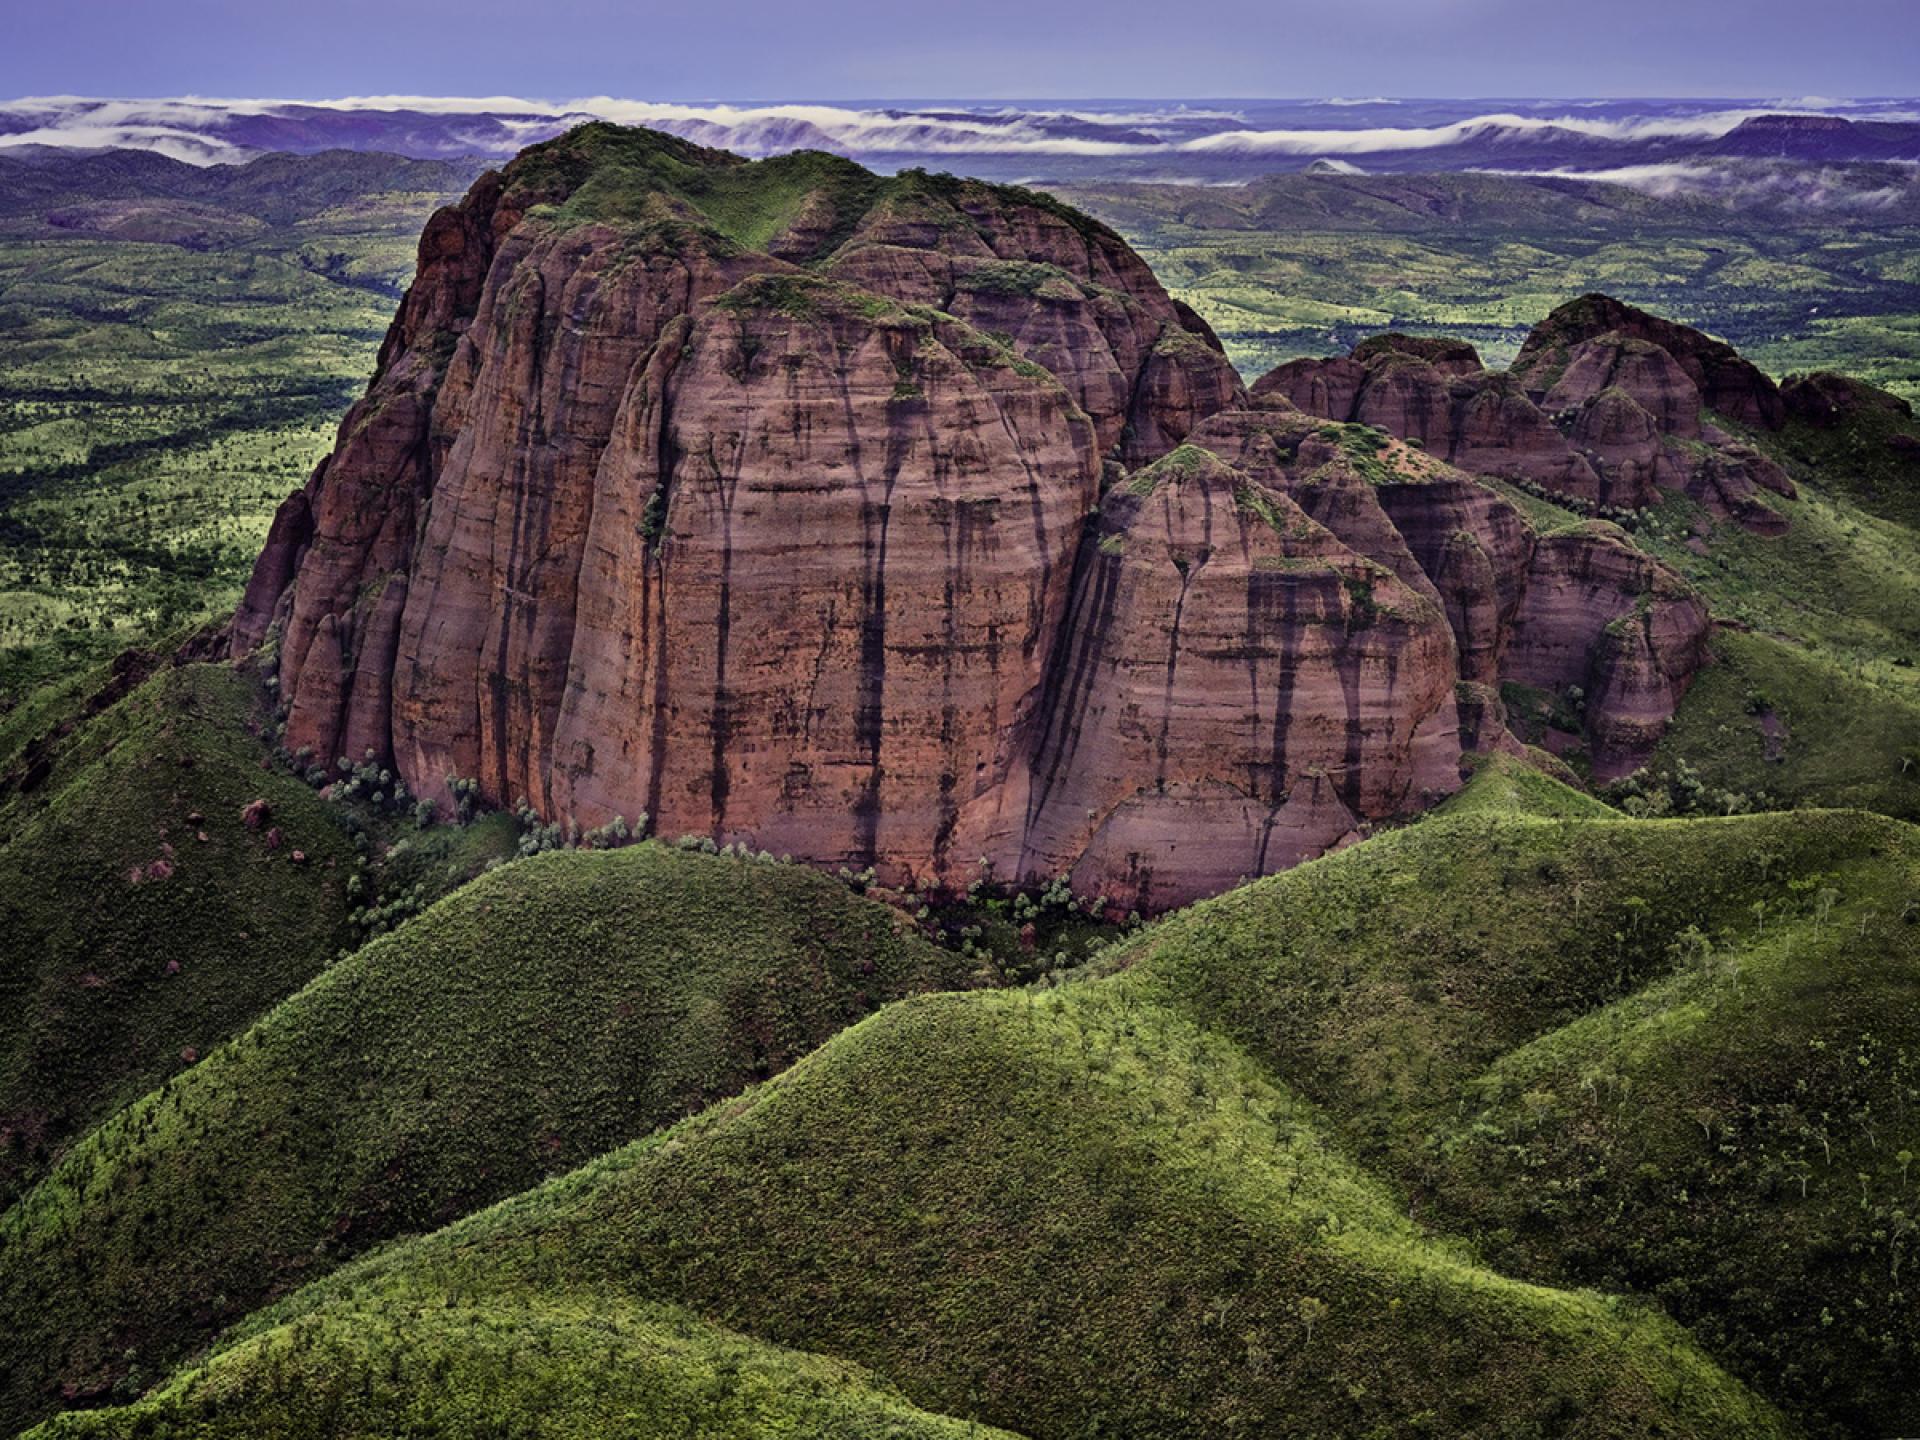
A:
[32,983,1787,1440]
[1437,752,1622,822]
[1108,782,1920,1436]
[12,742,1916,1440]
[1425,876,1920,1436]
[0,841,973,1430]
[0,663,359,1204]
[22,1295,1014,1440]
[0,661,518,1207]
[1650,628,1920,823]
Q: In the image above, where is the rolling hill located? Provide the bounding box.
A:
[0,835,973,1429]
[12,760,1914,1438]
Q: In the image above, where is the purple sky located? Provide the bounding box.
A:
[6,0,1916,100]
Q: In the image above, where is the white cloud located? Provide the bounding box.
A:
[0,95,1909,168]
[1177,107,1849,155]
[0,120,249,164]
[1476,160,1918,209]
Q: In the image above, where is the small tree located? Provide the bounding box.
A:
[1295,1295,1329,1346]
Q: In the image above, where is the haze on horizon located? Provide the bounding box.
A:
[6,0,1917,102]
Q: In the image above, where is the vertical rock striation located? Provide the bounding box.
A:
[1265,299,1796,532]
[236,125,1711,907]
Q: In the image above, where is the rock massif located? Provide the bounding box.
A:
[1260,295,1798,532]
[236,125,1715,907]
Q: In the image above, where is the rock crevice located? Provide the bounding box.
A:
[237,127,1714,907]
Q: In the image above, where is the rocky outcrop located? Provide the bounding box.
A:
[1782,370,1914,427]
[539,281,1101,878]
[1351,333,1484,377]
[235,124,1707,907]
[1175,403,1709,782]
[237,124,1261,908]
[1503,525,1711,775]
[1513,292,1786,431]
[1262,298,1797,531]
[1012,445,1463,909]
[1254,344,1609,504]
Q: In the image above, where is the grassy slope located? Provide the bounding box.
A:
[0,842,975,1430]
[1111,781,1920,1436]
[1120,801,1914,1154]
[1653,629,1920,822]
[0,661,516,1207]
[23,1294,1013,1440]
[1427,882,1920,1436]
[0,664,357,1204]
[1636,468,1920,693]
[52,983,1786,1440]
[1437,753,1622,822]
[36,767,1918,1438]
[1631,397,1920,820]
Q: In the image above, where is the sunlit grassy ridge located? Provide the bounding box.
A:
[51,770,1920,1438]
[0,837,973,1430]
[25,1293,1014,1440]
[14,759,1917,1437]
[1105,785,1920,1436]
[1427,886,1920,1436]
[0,662,520,1206]
[46,980,1786,1440]
[1436,752,1621,822]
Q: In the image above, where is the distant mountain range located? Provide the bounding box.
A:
[1,95,1917,183]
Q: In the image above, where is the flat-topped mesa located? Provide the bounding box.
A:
[232,123,1262,906]
[233,125,1702,908]
[1258,298,1796,532]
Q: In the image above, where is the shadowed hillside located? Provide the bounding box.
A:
[0,841,974,1428]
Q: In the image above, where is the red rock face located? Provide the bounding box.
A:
[1181,404,1710,783]
[1546,336,1703,440]
[382,223,779,813]
[1265,304,1795,533]
[235,125,1713,908]
[236,125,1264,909]
[544,285,1102,880]
[1015,446,1463,909]
[1256,347,1607,503]
[1253,355,1368,422]
[825,179,1245,464]
[1504,526,1711,778]
[1514,292,1785,431]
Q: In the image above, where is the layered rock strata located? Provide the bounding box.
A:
[237,126,1709,907]
[1261,300,1798,532]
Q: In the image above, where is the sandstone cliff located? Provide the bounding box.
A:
[236,126,1709,907]
[1261,300,1797,532]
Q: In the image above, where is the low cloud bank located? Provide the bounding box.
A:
[1480,159,1919,210]
[1,95,1913,168]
